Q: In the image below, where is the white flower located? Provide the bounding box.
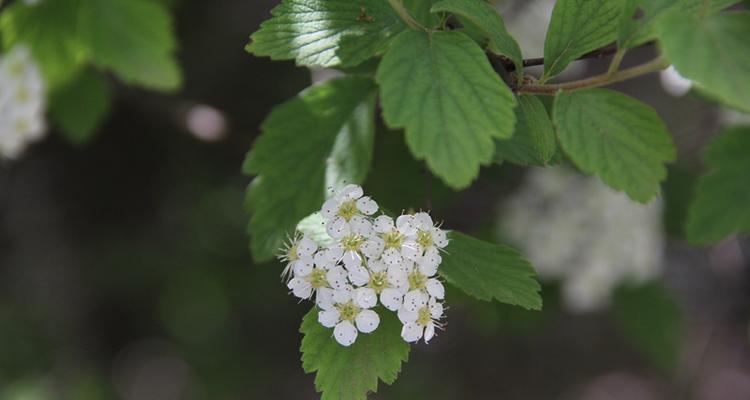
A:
[278,234,318,282]
[403,257,445,301]
[372,215,421,265]
[327,216,381,268]
[660,65,692,97]
[320,184,378,237]
[347,259,409,311]
[318,286,381,346]
[410,212,449,255]
[287,262,348,301]
[398,293,444,343]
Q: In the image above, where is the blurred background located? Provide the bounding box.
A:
[1,0,749,399]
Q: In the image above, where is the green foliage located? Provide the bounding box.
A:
[49,69,112,144]
[430,0,523,73]
[243,77,376,262]
[687,127,750,244]
[613,282,682,373]
[247,0,405,67]
[439,232,542,310]
[494,94,558,166]
[77,0,182,91]
[658,11,750,112]
[376,30,516,189]
[300,308,410,400]
[553,89,676,202]
[542,0,626,80]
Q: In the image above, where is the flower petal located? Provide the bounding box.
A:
[414,212,433,231]
[387,267,408,290]
[326,267,348,290]
[355,287,378,309]
[396,214,417,235]
[433,228,449,248]
[340,184,363,201]
[333,321,358,346]
[348,264,370,287]
[382,248,402,266]
[418,247,441,276]
[403,290,428,312]
[355,309,380,333]
[297,236,319,257]
[316,288,334,310]
[368,258,387,273]
[400,241,423,261]
[397,306,418,324]
[373,215,394,234]
[424,322,435,343]
[320,198,339,219]
[380,288,404,311]
[429,298,444,319]
[426,278,445,299]
[356,196,378,215]
[292,256,314,277]
[342,251,362,268]
[362,237,385,259]
[332,286,353,303]
[349,215,373,236]
[318,309,340,328]
[291,280,312,299]
[326,216,350,239]
[401,322,423,343]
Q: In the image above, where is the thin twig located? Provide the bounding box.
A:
[387,0,426,31]
[515,56,669,95]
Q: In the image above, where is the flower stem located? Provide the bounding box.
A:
[516,57,669,95]
[387,0,426,31]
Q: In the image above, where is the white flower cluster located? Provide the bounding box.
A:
[501,167,665,313]
[279,184,449,346]
[0,45,46,159]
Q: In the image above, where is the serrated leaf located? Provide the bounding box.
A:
[613,282,682,373]
[376,30,516,189]
[430,0,523,73]
[300,307,410,400]
[657,11,750,112]
[686,127,750,244]
[542,0,626,80]
[618,0,740,48]
[0,0,86,89]
[553,89,676,202]
[494,94,558,166]
[77,0,181,90]
[247,0,404,68]
[49,69,112,145]
[243,77,376,262]
[439,232,542,310]
[404,0,442,28]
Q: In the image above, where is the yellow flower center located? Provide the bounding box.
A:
[382,229,404,249]
[416,229,433,248]
[408,270,427,291]
[307,268,328,289]
[337,200,359,221]
[417,306,431,326]
[341,234,364,252]
[367,271,388,294]
[287,243,299,261]
[336,300,360,322]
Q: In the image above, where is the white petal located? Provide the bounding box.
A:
[400,241,423,261]
[418,248,441,276]
[373,215,394,234]
[342,251,362,268]
[386,268,408,289]
[324,246,344,264]
[292,257,314,277]
[333,321,358,346]
[433,228,449,248]
[349,216,373,236]
[414,212,433,230]
[380,288,404,311]
[320,198,339,219]
[326,267,348,290]
[401,322,423,343]
[355,309,380,333]
[313,251,335,269]
[403,290,428,312]
[429,299,444,319]
[316,288,334,310]
[318,309,340,328]
[396,214,417,236]
[424,322,435,343]
[340,184,363,201]
[362,237,384,258]
[382,248,402,266]
[426,278,445,299]
[355,287,378,309]
[356,196,378,215]
[348,265,370,287]
[369,258,387,273]
[332,286,353,303]
[326,216,350,239]
[397,307,418,324]
[297,237,318,257]
[291,280,312,299]
[287,277,303,290]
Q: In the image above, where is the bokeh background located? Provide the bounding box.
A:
[1,0,750,399]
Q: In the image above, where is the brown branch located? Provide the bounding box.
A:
[496,41,654,72]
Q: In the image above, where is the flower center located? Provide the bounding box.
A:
[367,271,389,294]
[416,306,431,326]
[341,234,364,252]
[408,270,427,291]
[336,300,360,322]
[15,86,30,103]
[416,229,433,248]
[14,119,29,132]
[307,268,328,289]
[287,243,299,261]
[337,200,359,221]
[382,229,404,249]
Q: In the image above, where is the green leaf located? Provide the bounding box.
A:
[404,0,441,28]
[618,0,740,48]
[439,232,542,310]
[430,0,523,73]
[247,0,404,68]
[0,0,86,89]
[553,89,676,202]
[494,94,558,166]
[300,307,410,400]
[657,11,750,112]
[686,127,750,244]
[376,30,516,189]
[542,0,626,80]
[243,77,376,262]
[613,282,682,373]
[49,69,112,145]
[77,0,181,90]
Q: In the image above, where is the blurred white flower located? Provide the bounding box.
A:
[660,65,693,97]
[501,167,665,313]
[0,45,47,159]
